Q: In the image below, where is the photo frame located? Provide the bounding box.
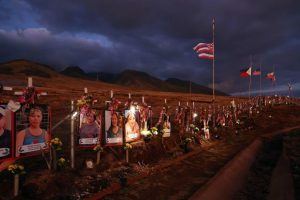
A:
[162,114,171,138]
[124,109,140,142]
[104,110,123,146]
[78,109,102,147]
[15,104,51,158]
[0,104,14,161]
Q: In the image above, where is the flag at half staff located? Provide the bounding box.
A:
[266,72,276,81]
[252,69,261,76]
[240,67,252,77]
[193,43,214,60]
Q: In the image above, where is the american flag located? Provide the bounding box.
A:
[193,43,214,60]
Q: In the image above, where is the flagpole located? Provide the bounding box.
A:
[212,18,216,128]
[259,61,262,97]
[248,56,252,101]
[273,65,276,96]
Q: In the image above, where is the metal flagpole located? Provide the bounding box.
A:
[259,60,262,97]
[212,18,216,128]
[248,56,252,102]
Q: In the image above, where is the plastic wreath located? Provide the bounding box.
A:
[8,164,26,175]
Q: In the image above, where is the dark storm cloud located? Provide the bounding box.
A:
[0,0,300,94]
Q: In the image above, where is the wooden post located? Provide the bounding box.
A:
[52,146,57,170]
[84,87,88,94]
[70,100,75,169]
[13,174,19,197]
[96,151,101,165]
[126,149,129,163]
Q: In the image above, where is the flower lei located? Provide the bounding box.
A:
[108,98,122,111]
[155,107,167,127]
[77,94,95,115]
[174,106,184,125]
[18,87,38,105]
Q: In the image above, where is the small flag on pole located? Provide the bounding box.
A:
[252,69,261,76]
[240,67,252,77]
[288,83,292,91]
[193,43,214,60]
[266,72,276,81]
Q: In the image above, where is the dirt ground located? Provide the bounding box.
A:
[1,103,300,200]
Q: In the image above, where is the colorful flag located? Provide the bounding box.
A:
[252,69,261,76]
[240,67,252,77]
[193,43,214,60]
[266,72,275,81]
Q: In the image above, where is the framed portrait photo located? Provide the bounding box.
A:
[0,105,14,161]
[15,104,51,158]
[162,114,171,138]
[104,110,123,146]
[124,109,140,142]
[78,109,102,147]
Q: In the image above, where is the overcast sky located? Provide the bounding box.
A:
[0,0,299,96]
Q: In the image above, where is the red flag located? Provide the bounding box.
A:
[266,72,275,81]
[240,67,252,77]
[252,69,261,76]
[193,43,214,60]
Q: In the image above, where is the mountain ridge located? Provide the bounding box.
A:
[0,59,228,96]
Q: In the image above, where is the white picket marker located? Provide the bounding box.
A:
[28,77,33,87]
[70,100,75,169]
[110,90,114,98]
[84,88,88,94]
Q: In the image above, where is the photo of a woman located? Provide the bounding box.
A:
[16,106,50,157]
[125,111,140,142]
[105,111,123,145]
[0,107,12,159]
[79,110,101,145]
